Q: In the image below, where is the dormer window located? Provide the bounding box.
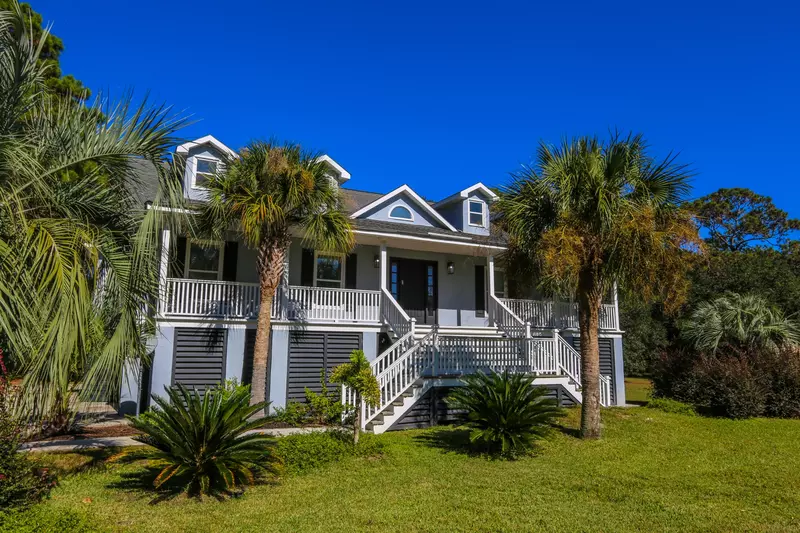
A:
[468,199,485,227]
[192,157,218,189]
[389,205,414,221]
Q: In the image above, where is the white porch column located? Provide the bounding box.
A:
[487,256,496,324]
[379,244,388,290]
[158,228,170,315]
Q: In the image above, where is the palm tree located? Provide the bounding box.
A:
[198,140,354,407]
[497,133,701,438]
[0,2,187,422]
[683,293,800,353]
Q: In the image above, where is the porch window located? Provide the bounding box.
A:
[468,199,485,227]
[193,157,218,188]
[185,240,223,280]
[315,253,344,288]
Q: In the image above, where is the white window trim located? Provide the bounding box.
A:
[468,199,486,227]
[184,239,225,281]
[313,251,345,288]
[388,204,415,222]
[190,156,222,190]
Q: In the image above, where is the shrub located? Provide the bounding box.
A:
[271,401,309,426]
[304,370,346,425]
[446,371,564,457]
[329,350,380,444]
[0,379,56,509]
[653,344,800,419]
[126,384,277,497]
[646,398,696,416]
[273,430,384,475]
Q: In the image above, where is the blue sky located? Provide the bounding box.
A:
[37,0,800,212]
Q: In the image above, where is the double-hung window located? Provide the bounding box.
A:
[185,240,223,280]
[193,157,218,188]
[468,199,485,227]
[315,253,344,288]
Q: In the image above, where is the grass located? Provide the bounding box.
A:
[5,408,800,532]
[624,376,653,404]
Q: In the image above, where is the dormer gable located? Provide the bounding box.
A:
[433,183,498,236]
[350,184,457,231]
[176,135,237,201]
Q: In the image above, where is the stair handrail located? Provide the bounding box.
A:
[554,330,612,407]
[380,287,416,338]
[362,327,436,427]
[489,293,528,338]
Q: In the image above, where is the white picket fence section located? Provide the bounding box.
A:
[499,298,619,331]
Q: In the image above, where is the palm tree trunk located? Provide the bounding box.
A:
[577,269,603,439]
[250,234,289,408]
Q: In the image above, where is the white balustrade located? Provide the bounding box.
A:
[380,288,415,337]
[499,298,619,331]
[162,279,380,323]
[600,375,612,407]
[488,294,528,338]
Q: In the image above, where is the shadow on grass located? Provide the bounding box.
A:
[41,447,125,476]
[413,427,475,455]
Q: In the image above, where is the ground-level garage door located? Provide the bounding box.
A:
[172,327,227,393]
[287,332,362,402]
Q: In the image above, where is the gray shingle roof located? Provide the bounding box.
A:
[352,218,505,247]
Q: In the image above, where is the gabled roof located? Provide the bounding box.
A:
[433,182,499,208]
[349,184,458,232]
[317,154,350,183]
[176,135,239,159]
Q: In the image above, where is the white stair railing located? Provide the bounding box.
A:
[554,331,613,407]
[361,328,437,428]
[600,375,612,406]
[488,294,527,338]
[380,288,416,338]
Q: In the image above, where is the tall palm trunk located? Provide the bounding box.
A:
[250,233,289,408]
[577,269,603,439]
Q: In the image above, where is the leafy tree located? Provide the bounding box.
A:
[497,133,701,438]
[199,140,354,407]
[689,188,800,251]
[446,371,563,457]
[0,0,88,99]
[126,384,277,497]
[329,350,380,444]
[682,293,800,353]
[0,2,187,422]
[619,297,671,376]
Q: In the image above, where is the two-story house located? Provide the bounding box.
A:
[119,135,626,433]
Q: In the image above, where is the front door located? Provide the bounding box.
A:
[390,258,437,325]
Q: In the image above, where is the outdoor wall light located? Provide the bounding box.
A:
[447,261,455,275]
[373,255,380,268]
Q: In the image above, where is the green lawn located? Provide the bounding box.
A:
[6,408,800,532]
[625,377,653,403]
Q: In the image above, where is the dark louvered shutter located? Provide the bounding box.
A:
[241,329,256,386]
[300,248,314,287]
[223,241,238,281]
[171,236,187,278]
[172,328,227,394]
[287,332,361,401]
[345,253,358,289]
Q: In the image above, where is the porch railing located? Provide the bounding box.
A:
[488,294,528,338]
[499,298,620,331]
[380,287,415,337]
[161,278,380,323]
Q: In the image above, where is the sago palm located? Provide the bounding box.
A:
[683,292,800,353]
[127,384,277,497]
[446,371,563,457]
[497,133,701,438]
[0,1,188,422]
[199,140,354,407]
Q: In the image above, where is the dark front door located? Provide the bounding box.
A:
[391,258,437,325]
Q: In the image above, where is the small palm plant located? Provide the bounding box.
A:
[329,350,380,444]
[126,384,277,497]
[682,293,800,353]
[447,371,564,457]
